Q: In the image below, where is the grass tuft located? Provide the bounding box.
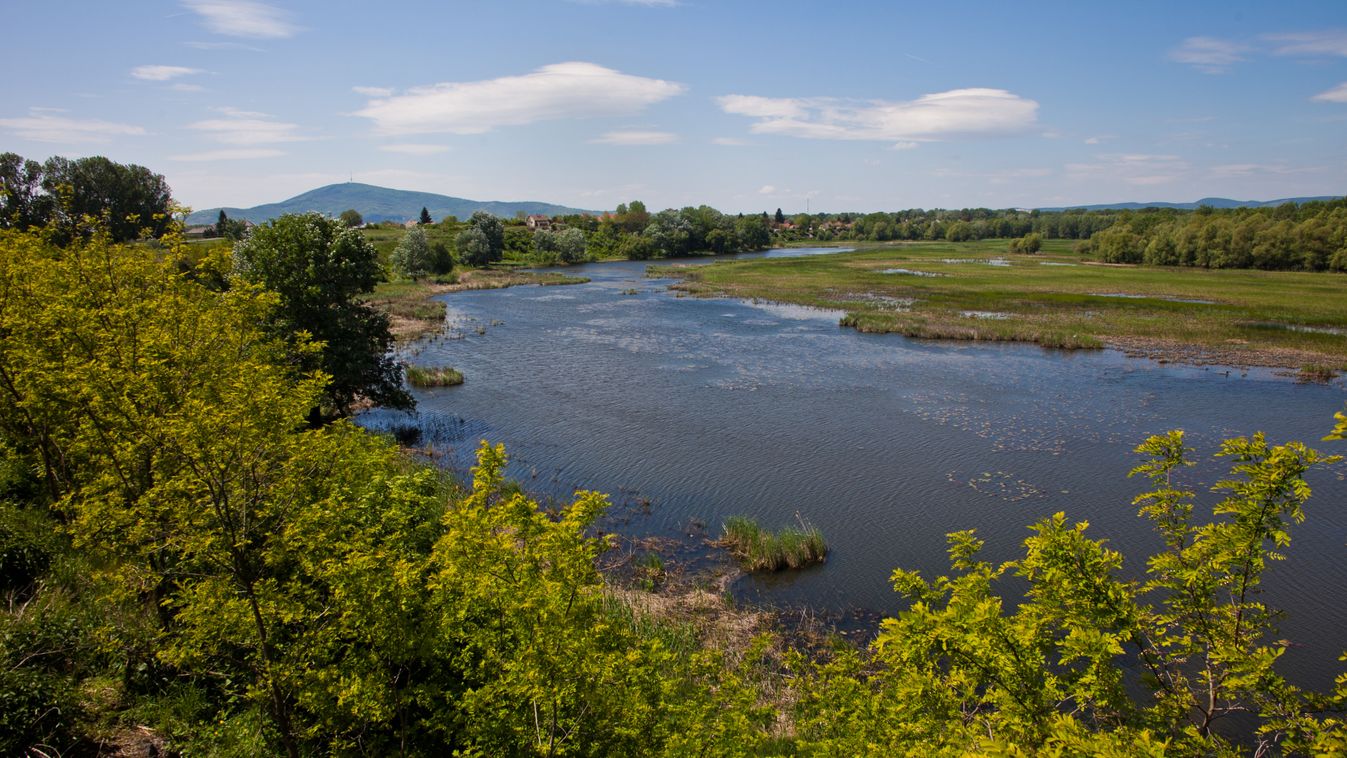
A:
[720,516,827,572]
[1298,364,1340,382]
[404,365,464,387]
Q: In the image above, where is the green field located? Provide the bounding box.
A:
[662,239,1347,373]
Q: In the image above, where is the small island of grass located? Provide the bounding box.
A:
[720,516,827,571]
[405,365,464,387]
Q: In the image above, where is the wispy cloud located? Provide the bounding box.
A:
[379,143,450,155]
[188,106,308,145]
[1311,82,1347,103]
[717,88,1038,146]
[757,185,776,195]
[711,136,749,146]
[183,40,264,51]
[354,62,686,136]
[0,108,147,143]
[1169,36,1248,73]
[1066,154,1189,186]
[183,1,298,39]
[132,65,202,81]
[1266,30,1347,57]
[1208,163,1318,178]
[590,129,678,145]
[169,148,286,162]
[170,83,206,93]
[353,86,393,97]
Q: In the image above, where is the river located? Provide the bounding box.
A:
[359,247,1347,690]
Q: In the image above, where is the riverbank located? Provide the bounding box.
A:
[659,240,1347,374]
[366,269,589,340]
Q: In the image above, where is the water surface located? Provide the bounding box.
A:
[362,248,1347,688]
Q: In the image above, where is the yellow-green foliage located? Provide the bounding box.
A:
[3,224,1347,756]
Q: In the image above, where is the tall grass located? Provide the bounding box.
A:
[720,516,827,571]
[404,365,464,387]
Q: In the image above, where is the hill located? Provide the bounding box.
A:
[186,183,596,225]
[1036,196,1340,212]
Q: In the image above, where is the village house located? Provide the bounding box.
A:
[525,214,553,231]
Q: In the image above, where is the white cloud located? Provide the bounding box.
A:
[711,136,749,146]
[590,129,678,145]
[169,148,286,161]
[188,106,308,145]
[379,143,450,155]
[758,185,776,194]
[132,65,202,81]
[0,108,147,143]
[1208,163,1318,178]
[354,62,686,136]
[353,86,393,97]
[1169,36,1248,73]
[889,141,918,150]
[170,83,206,93]
[1266,31,1347,57]
[1312,82,1347,103]
[183,1,298,39]
[716,88,1038,146]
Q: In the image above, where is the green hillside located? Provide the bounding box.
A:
[186,182,595,225]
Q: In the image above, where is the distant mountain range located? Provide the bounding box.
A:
[1035,196,1341,212]
[185,182,595,225]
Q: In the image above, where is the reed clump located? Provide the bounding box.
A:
[720,516,827,572]
[404,365,464,387]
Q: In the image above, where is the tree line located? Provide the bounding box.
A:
[1078,200,1347,271]
[2,212,1347,753]
[0,152,172,243]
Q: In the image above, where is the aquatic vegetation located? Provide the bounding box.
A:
[720,516,827,571]
[404,365,464,387]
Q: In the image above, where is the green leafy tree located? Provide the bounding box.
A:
[0,153,51,230]
[774,208,785,225]
[644,209,693,257]
[430,240,454,275]
[233,213,411,417]
[456,226,492,267]
[339,208,363,228]
[215,209,229,237]
[532,228,560,264]
[735,214,770,250]
[40,155,173,242]
[468,210,504,262]
[390,226,433,280]
[556,227,587,263]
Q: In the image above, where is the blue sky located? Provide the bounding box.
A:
[2,0,1345,213]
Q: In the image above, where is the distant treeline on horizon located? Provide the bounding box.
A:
[4,151,1345,273]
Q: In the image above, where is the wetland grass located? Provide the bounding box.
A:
[669,240,1347,369]
[720,516,827,572]
[404,365,464,387]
